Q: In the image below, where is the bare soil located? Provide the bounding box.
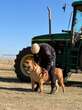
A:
[0,58,82,110]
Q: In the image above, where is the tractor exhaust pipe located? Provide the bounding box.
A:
[47,7,51,35]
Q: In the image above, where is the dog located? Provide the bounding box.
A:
[24,58,65,93]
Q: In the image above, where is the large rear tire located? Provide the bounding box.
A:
[14,47,33,82]
[80,49,82,70]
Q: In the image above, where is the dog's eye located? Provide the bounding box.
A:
[25,61,29,64]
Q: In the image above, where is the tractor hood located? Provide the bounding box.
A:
[32,32,71,44]
[72,1,82,7]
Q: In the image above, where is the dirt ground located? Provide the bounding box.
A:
[0,58,82,110]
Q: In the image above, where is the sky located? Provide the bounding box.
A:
[0,0,74,56]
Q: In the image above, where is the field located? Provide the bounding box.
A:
[0,57,82,110]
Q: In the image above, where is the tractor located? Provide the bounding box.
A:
[14,1,82,82]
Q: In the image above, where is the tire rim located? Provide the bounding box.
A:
[20,54,33,77]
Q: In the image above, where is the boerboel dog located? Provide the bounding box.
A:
[24,59,65,94]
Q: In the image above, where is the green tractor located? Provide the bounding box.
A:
[14,1,82,82]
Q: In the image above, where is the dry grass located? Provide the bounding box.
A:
[0,57,82,110]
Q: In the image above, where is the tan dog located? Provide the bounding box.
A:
[24,59,65,93]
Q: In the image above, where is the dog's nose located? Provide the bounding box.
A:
[27,66,30,70]
[28,66,30,69]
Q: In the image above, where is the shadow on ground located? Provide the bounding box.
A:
[0,86,32,93]
[65,81,82,88]
[0,76,20,83]
[0,76,32,93]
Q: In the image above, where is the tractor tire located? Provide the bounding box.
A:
[80,49,82,70]
[63,67,71,83]
[14,47,33,82]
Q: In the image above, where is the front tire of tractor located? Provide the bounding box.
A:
[63,68,71,83]
[14,47,33,82]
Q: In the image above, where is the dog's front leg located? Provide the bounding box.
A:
[39,80,44,94]
[31,79,35,91]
